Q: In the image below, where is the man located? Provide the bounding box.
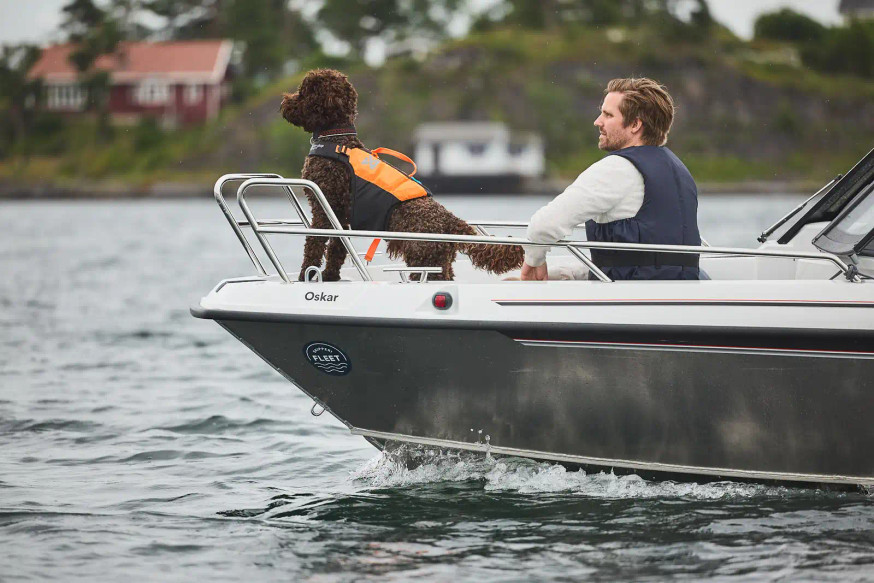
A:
[521,78,701,281]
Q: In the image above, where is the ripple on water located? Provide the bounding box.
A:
[1,419,103,434]
[157,415,281,436]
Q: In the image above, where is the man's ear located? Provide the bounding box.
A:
[629,117,643,135]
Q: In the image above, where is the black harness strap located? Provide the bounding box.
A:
[313,126,357,140]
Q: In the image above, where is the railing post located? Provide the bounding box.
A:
[296,179,372,282]
[237,178,373,282]
[567,246,612,282]
[236,182,292,283]
[213,173,281,276]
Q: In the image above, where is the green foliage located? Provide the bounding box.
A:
[487,0,713,37]
[316,0,464,58]
[266,118,311,176]
[61,0,121,140]
[132,117,164,151]
[0,44,43,158]
[495,0,645,29]
[773,100,801,136]
[225,0,299,80]
[61,0,105,41]
[753,9,826,43]
[682,154,775,182]
[801,20,874,78]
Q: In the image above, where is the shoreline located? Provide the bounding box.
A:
[0,179,820,200]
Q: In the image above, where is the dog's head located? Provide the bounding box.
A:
[280,69,358,133]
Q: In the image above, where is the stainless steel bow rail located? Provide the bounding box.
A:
[213,175,860,283]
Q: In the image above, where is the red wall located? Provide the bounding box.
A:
[106,82,221,126]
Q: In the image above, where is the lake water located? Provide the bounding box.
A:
[1,195,872,582]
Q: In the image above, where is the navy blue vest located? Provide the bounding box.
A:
[585,146,701,280]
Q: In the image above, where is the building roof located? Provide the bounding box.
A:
[839,0,874,14]
[28,39,233,84]
[415,122,510,142]
[415,122,543,147]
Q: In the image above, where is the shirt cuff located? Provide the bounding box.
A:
[523,245,547,267]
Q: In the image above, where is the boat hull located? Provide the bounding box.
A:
[213,315,874,486]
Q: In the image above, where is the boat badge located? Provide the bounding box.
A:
[303,342,351,376]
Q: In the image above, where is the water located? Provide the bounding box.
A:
[1,195,872,581]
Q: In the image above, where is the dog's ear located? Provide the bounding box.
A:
[280,92,301,126]
[327,77,358,122]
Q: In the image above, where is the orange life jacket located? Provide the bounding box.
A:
[308,141,431,232]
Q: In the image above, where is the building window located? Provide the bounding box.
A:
[467,142,487,156]
[46,84,86,110]
[184,84,202,105]
[508,143,528,156]
[135,81,169,105]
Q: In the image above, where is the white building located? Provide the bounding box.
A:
[413,122,544,178]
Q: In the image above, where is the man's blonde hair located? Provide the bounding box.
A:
[605,78,674,146]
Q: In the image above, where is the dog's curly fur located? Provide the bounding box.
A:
[280,68,524,281]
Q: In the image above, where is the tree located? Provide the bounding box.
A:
[753,9,826,43]
[803,20,874,78]
[477,0,709,33]
[225,0,290,79]
[0,45,43,157]
[109,0,152,40]
[690,0,713,30]
[315,0,464,60]
[61,0,122,139]
[142,0,206,39]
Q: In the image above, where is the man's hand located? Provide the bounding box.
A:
[520,262,548,281]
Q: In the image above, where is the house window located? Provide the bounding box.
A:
[46,84,85,110]
[184,84,202,105]
[135,80,169,105]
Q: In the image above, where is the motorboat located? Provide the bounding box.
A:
[192,149,874,488]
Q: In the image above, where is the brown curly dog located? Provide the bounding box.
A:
[280,68,524,281]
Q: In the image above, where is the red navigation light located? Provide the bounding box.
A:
[432,292,452,310]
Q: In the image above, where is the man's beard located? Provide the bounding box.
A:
[599,132,629,152]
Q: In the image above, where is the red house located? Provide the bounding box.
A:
[28,39,234,127]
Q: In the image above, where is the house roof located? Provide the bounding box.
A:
[28,39,233,84]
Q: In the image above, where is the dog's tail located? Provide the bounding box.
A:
[458,225,525,275]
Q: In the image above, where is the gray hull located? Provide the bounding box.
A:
[214,316,874,486]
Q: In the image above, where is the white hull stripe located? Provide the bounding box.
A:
[350,427,872,486]
[514,339,874,359]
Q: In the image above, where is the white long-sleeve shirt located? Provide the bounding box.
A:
[524,155,645,267]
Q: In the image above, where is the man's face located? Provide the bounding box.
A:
[594,91,636,152]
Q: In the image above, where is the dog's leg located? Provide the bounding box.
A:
[299,202,331,281]
[438,245,457,281]
[443,247,457,281]
[399,241,454,281]
[322,232,348,282]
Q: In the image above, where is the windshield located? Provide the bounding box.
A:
[778,148,874,245]
[813,180,874,256]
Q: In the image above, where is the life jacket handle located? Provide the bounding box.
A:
[364,238,381,263]
[371,147,418,177]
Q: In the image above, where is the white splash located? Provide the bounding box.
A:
[351,445,791,499]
